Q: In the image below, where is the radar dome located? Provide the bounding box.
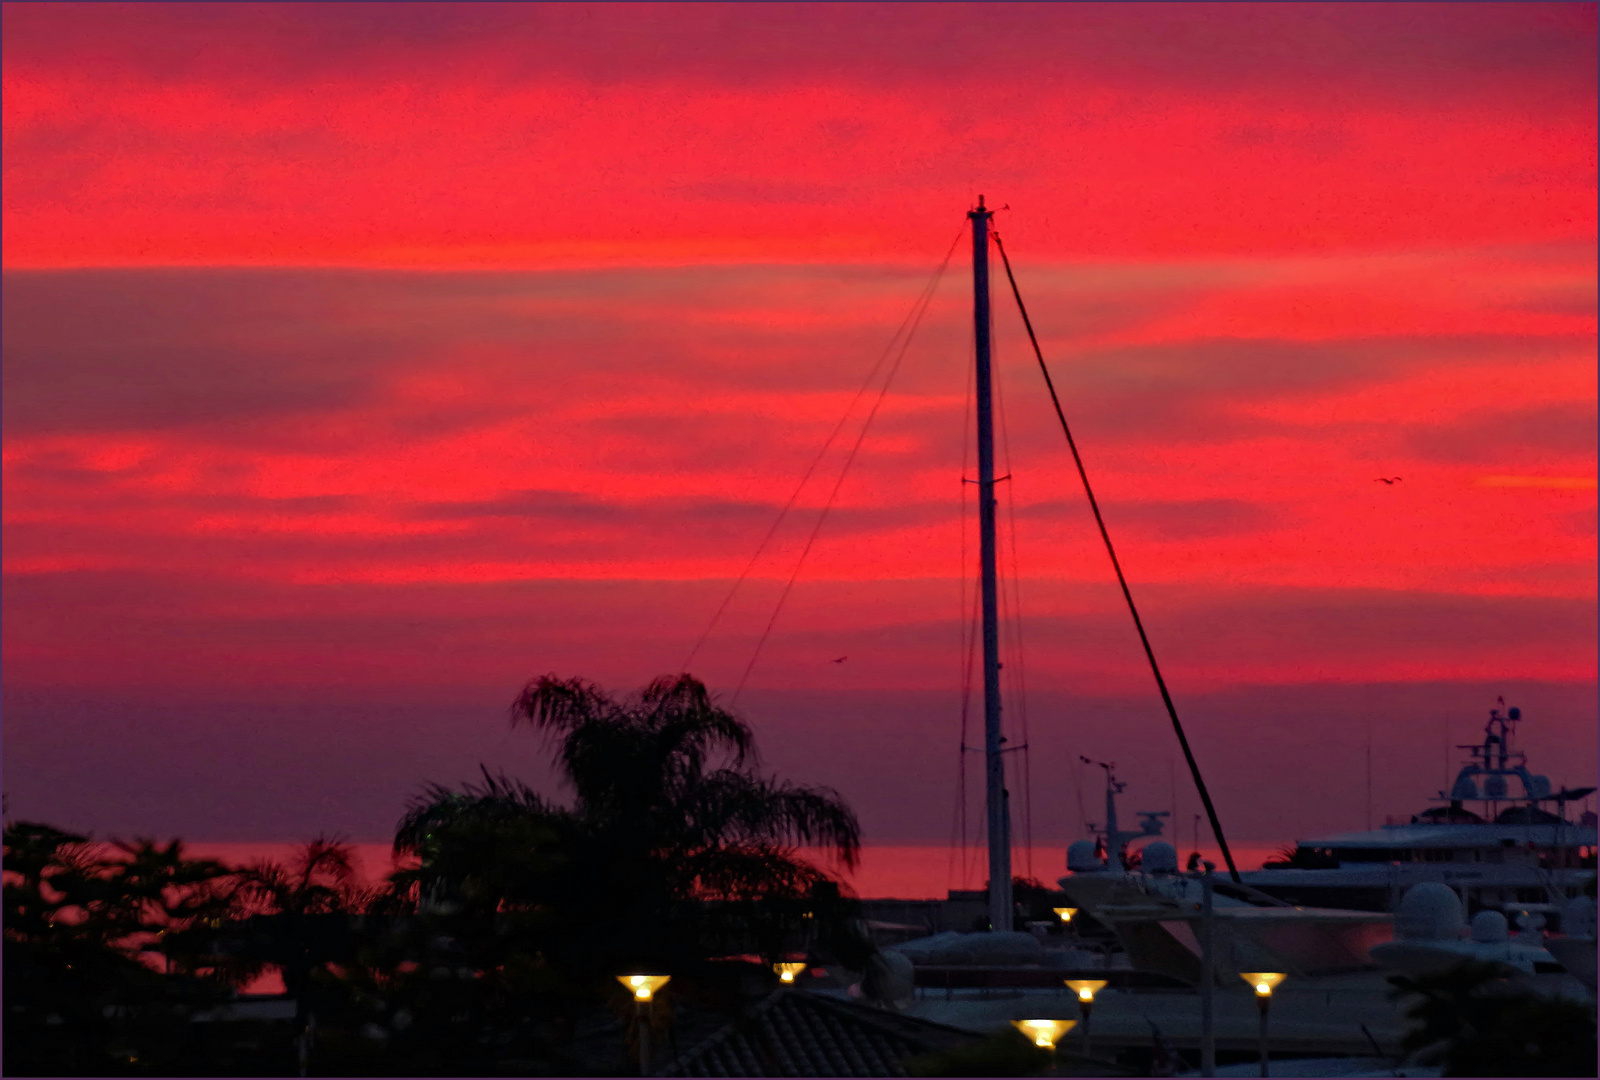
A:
[1140,841,1178,873]
[1470,909,1509,943]
[1067,839,1103,872]
[1396,883,1464,941]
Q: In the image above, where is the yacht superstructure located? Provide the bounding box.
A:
[1052,703,1594,981]
[1244,703,1596,928]
[1056,765,1394,980]
[1060,704,1595,928]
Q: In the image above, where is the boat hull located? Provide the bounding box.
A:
[1059,872,1393,983]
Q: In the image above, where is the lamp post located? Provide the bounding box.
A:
[1012,1018,1077,1071]
[773,962,808,984]
[1063,980,1107,1057]
[1238,972,1286,1077]
[1200,870,1215,1077]
[617,974,671,1076]
[1053,908,1079,974]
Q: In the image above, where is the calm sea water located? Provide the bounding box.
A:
[184,841,1286,900]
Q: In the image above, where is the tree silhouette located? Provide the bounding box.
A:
[1388,960,1597,1076]
[232,837,372,1071]
[395,674,868,982]
[5,676,876,1074]
[3,822,241,1075]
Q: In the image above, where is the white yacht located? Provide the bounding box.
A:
[1056,762,1393,979]
[1054,703,1595,981]
[1243,703,1596,931]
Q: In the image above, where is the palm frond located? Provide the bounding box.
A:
[395,770,566,854]
[678,771,860,869]
[295,836,356,891]
[679,843,833,903]
[650,704,755,782]
[558,716,659,812]
[510,674,609,740]
[233,861,292,910]
[639,675,753,765]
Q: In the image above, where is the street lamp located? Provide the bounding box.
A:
[1011,1018,1076,1051]
[1238,972,1286,1077]
[617,975,671,1075]
[1064,980,1108,1057]
[619,974,671,1002]
[773,962,808,984]
[1052,906,1078,925]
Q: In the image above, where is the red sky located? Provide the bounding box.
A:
[3,3,1596,858]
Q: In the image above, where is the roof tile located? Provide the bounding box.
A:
[660,989,980,1077]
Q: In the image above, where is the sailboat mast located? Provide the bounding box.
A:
[970,196,1013,932]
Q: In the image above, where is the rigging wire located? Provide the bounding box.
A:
[683,227,966,676]
[950,339,977,892]
[731,235,961,704]
[991,284,1035,885]
[991,230,1244,884]
[960,558,982,886]
[948,725,966,890]
[954,328,988,890]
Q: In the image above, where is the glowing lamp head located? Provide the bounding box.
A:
[1065,979,1108,1003]
[1053,906,1077,923]
[774,962,807,983]
[1239,971,1286,998]
[618,974,671,1001]
[1012,1018,1076,1049]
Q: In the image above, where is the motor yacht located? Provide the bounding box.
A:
[1054,703,1595,982]
[1243,703,1596,930]
[1056,763,1391,980]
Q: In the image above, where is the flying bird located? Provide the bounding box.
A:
[1375,477,1402,484]
[832,656,848,663]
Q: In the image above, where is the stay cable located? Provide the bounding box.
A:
[992,230,1243,884]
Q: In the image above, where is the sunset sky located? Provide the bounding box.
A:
[4,3,1596,868]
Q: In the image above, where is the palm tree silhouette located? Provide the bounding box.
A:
[396,673,867,981]
[234,838,369,1072]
